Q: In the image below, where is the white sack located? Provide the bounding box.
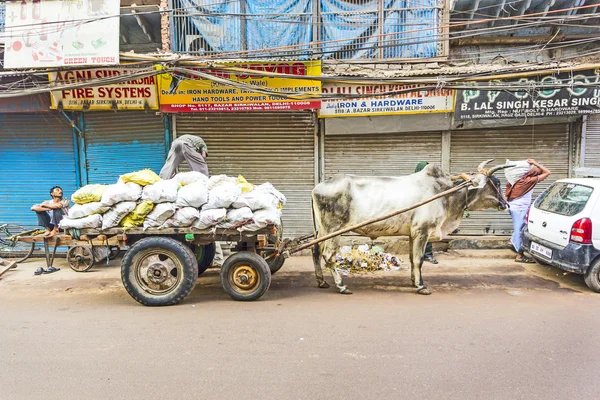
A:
[143,203,178,229]
[232,182,286,210]
[243,208,282,232]
[504,159,532,186]
[207,174,236,190]
[141,179,179,203]
[68,202,110,219]
[161,207,200,228]
[175,171,208,187]
[175,180,209,208]
[203,177,241,210]
[193,208,227,230]
[218,207,253,229]
[101,182,142,206]
[101,201,136,230]
[59,214,102,230]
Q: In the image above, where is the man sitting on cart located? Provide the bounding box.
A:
[31,186,70,238]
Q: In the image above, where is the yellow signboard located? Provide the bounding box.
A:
[49,68,159,111]
[157,61,321,112]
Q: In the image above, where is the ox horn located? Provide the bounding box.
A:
[487,162,517,176]
[477,159,495,174]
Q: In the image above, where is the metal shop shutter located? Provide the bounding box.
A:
[84,112,167,184]
[585,115,600,168]
[450,124,570,235]
[324,132,443,178]
[0,114,77,228]
[175,112,316,237]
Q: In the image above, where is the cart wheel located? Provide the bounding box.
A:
[261,223,285,274]
[67,245,95,272]
[195,243,216,276]
[221,251,271,301]
[262,250,285,274]
[121,237,198,306]
[108,246,121,260]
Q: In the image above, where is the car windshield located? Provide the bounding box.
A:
[534,182,594,216]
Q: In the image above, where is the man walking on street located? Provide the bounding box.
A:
[159,134,209,179]
[506,158,551,263]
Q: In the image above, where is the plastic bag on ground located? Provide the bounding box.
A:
[102,202,136,230]
[232,183,286,210]
[142,179,179,203]
[161,207,200,228]
[68,202,110,219]
[120,201,155,229]
[203,177,242,210]
[193,208,227,230]
[175,171,208,187]
[175,180,209,208]
[237,175,255,193]
[71,184,107,205]
[218,207,253,229]
[143,203,178,229]
[101,182,142,206]
[504,159,532,186]
[120,169,161,186]
[242,208,282,231]
[59,214,102,230]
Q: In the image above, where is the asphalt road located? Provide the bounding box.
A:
[1,251,599,400]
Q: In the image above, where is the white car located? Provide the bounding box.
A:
[523,174,600,292]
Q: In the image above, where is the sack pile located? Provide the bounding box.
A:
[59,170,286,232]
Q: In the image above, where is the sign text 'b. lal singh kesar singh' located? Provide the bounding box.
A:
[157,61,321,113]
[49,68,159,111]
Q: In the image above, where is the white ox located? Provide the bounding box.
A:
[311,160,511,295]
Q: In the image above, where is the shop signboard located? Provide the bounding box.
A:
[49,68,159,111]
[4,0,119,69]
[455,69,600,120]
[319,83,454,118]
[157,61,321,113]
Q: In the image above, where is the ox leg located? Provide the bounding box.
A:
[409,232,432,295]
[312,243,330,289]
[329,266,352,295]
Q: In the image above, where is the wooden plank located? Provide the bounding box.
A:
[79,225,275,238]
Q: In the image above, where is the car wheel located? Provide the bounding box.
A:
[583,258,600,293]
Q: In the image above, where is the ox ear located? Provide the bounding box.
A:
[468,174,488,190]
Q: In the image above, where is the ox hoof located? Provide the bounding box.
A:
[318,281,330,289]
[340,288,353,295]
[416,287,432,295]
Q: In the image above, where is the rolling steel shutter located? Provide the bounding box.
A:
[0,114,77,228]
[324,132,443,178]
[83,112,167,184]
[585,115,600,168]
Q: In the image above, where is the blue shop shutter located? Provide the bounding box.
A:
[0,114,77,228]
[83,112,167,184]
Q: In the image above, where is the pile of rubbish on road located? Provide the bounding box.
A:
[59,169,285,232]
[334,244,404,275]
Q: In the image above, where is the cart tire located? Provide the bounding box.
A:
[16,242,35,264]
[195,243,216,276]
[262,223,284,274]
[67,245,95,272]
[263,251,285,274]
[221,251,271,301]
[108,246,121,260]
[121,237,198,306]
